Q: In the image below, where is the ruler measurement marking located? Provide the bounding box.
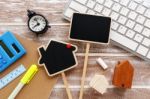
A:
[0,65,26,89]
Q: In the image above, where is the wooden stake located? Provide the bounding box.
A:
[79,43,90,99]
[61,72,73,99]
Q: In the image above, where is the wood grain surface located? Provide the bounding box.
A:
[0,0,150,99]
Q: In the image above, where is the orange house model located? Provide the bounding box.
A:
[112,60,134,89]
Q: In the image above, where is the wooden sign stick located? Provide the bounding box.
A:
[61,72,73,99]
[79,43,90,99]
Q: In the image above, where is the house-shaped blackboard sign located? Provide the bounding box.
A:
[38,40,78,76]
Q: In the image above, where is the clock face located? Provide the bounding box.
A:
[29,15,47,32]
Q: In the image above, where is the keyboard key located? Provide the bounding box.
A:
[137,45,149,56]
[118,25,127,34]
[118,16,127,25]
[134,0,143,3]
[120,0,130,6]
[87,0,96,8]
[64,8,75,18]
[134,24,144,33]
[120,7,129,16]
[111,31,138,51]
[102,8,111,16]
[110,11,119,20]
[96,0,104,4]
[69,1,87,13]
[113,0,119,2]
[147,51,150,59]
[104,0,113,8]
[126,30,135,38]
[87,10,96,15]
[143,1,150,8]
[134,34,143,42]
[144,19,150,28]
[126,20,135,29]
[95,13,102,16]
[144,9,150,18]
[112,3,121,12]
[111,22,119,30]
[76,0,87,4]
[142,38,150,47]
[136,15,146,24]
[142,28,150,37]
[136,5,146,14]
[128,11,138,20]
[94,4,103,12]
[128,1,138,10]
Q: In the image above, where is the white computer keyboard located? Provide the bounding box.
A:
[63,0,150,61]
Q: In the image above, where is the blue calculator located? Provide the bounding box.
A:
[0,31,26,72]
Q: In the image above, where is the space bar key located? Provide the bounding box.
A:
[110,31,138,51]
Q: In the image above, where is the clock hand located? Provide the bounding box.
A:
[34,18,40,25]
[33,25,37,29]
[33,23,40,29]
[34,18,38,22]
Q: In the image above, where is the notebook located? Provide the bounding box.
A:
[0,33,58,99]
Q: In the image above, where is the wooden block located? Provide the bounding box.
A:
[89,75,99,88]
[112,60,134,89]
[89,75,109,94]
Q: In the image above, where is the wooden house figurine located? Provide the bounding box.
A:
[90,75,109,94]
[112,60,134,88]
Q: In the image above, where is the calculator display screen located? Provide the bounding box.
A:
[0,40,14,58]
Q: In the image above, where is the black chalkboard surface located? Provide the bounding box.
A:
[69,13,111,44]
[38,40,78,76]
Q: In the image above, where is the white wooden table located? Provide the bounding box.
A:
[1,0,150,99]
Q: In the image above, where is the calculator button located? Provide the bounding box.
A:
[2,60,7,64]
[0,55,2,59]
[0,64,2,67]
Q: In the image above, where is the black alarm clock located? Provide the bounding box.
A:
[27,10,51,35]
